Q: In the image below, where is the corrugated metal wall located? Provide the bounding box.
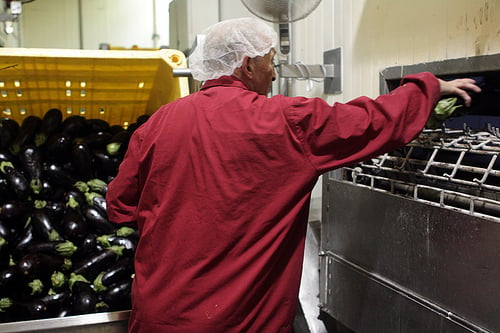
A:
[292,0,500,102]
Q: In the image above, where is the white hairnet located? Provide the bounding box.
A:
[189,17,278,81]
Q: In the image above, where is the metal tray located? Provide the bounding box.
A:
[0,310,130,333]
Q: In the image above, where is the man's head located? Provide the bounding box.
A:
[189,17,278,94]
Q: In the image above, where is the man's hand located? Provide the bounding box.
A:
[438,78,482,107]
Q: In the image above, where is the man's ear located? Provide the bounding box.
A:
[241,56,253,79]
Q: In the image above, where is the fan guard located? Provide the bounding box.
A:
[241,0,322,23]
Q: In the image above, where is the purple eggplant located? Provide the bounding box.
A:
[79,131,112,149]
[72,245,124,281]
[85,192,107,216]
[42,132,72,163]
[0,236,9,270]
[43,163,77,189]
[0,297,48,321]
[0,200,31,224]
[16,252,72,280]
[69,274,97,315]
[18,145,43,194]
[40,290,71,317]
[73,234,102,261]
[92,256,133,292]
[0,267,25,298]
[0,118,20,150]
[9,115,41,156]
[97,234,136,256]
[25,240,77,258]
[82,204,116,234]
[106,130,131,156]
[34,108,63,147]
[31,208,62,242]
[0,161,30,200]
[101,279,132,310]
[62,115,90,138]
[72,142,94,181]
[92,150,121,179]
[86,118,110,133]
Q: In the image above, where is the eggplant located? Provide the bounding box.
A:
[0,177,13,203]
[12,224,34,261]
[0,200,31,224]
[109,124,125,135]
[92,150,121,178]
[86,178,108,195]
[101,279,132,310]
[0,218,15,244]
[42,132,72,163]
[25,240,77,258]
[61,115,90,138]
[31,208,62,242]
[95,301,110,313]
[16,252,72,279]
[72,142,94,181]
[97,234,136,255]
[34,108,63,147]
[62,205,88,242]
[80,131,112,149]
[0,267,25,298]
[50,271,67,290]
[0,118,20,150]
[86,118,111,133]
[116,226,137,238]
[26,278,45,297]
[126,123,139,133]
[69,274,97,315]
[43,163,77,189]
[9,115,41,155]
[0,297,48,321]
[64,189,87,207]
[0,150,16,165]
[0,161,30,200]
[82,204,116,234]
[73,234,102,260]
[85,192,107,216]
[43,201,66,225]
[40,290,71,316]
[136,114,150,126]
[106,130,131,156]
[0,236,9,270]
[18,145,43,194]
[93,256,133,292]
[72,245,124,281]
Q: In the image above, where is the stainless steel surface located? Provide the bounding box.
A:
[320,180,499,333]
[172,68,192,77]
[0,311,130,333]
[323,48,342,94]
[345,129,500,220]
[320,52,500,332]
[279,63,334,79]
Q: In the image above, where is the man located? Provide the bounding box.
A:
[106,17,481,333]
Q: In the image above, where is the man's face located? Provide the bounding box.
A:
[251,48,277,95]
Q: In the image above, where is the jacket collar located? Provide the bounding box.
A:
[199,75,249,91]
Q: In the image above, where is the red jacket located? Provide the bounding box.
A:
[106,73,440,332]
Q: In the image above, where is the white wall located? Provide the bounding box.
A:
[20,0,171,49]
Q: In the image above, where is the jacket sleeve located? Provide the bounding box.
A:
[285,71,440,174]
[105,131,142,225]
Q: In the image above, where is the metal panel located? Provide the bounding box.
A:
[0,311,129,333]
[320,178,500,333]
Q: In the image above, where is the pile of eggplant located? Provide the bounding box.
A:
[0,109,147,323]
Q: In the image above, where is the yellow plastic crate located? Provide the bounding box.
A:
[0,48,190,127]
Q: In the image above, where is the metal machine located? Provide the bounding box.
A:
[320,53,500,333]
